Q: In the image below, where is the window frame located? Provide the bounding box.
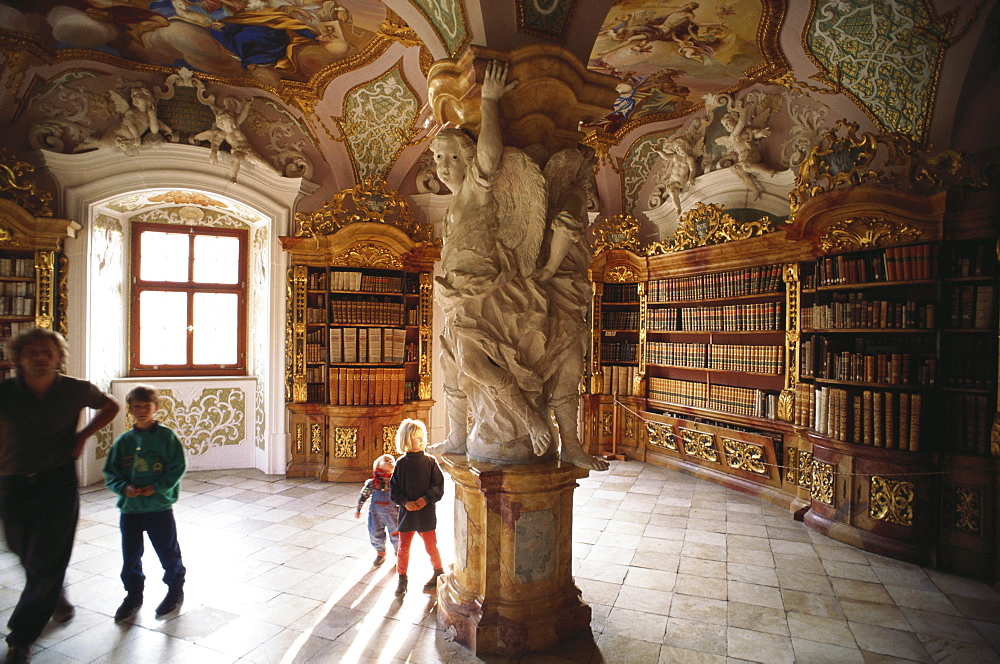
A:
[129,221,248,377]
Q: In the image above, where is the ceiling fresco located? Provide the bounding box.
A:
[0,0,388,85]
[585,0,787,135]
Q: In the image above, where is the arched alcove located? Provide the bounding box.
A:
[38,144,312,483]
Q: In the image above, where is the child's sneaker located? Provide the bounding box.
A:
[114,592,143,622]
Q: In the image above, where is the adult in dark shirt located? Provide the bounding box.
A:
[0,328,120,664]
[388,419,444,596]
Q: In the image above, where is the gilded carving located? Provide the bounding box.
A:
[647,203,775,254]
[869,475,915,527]
[0,148,54,217]
[418,271,434,400]
[158,388,246,457]
[797,450,813,489]
[334,427,358,458]
[602,412,614,437]
[310,423,323,455]
[722,438,768,476]
[287,265,308,403]
[680,428,719,463]
[0,226,17,246]
[818,217,921,254]
[591,283,603,388]
[646,421,676,450]
[294,179,435,242]
[605,265,639,283]
[57,254,68,336]
[383,425,399,456]
[33,251,54,329]
[786,447,798,485]
[624,412,636,441]
[777,389,795,423]
[591,214,644,255]
[954,486,982,536]
[810,461,834,506]
[331,243,403,269]
[294,423,304,454]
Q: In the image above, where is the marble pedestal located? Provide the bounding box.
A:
[436,455,592,657]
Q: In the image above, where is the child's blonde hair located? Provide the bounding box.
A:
[373,454,395,471]
[395,418,427,453]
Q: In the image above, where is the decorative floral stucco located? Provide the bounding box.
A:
[412,0,469,56]
[91,213,124,460]
[157,388,246,456]
[805,0,953,140]
[338,64,419,182]
[623,129,675,213]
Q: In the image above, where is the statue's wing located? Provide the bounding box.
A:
[108,90,130,115]
[494,147,547,277]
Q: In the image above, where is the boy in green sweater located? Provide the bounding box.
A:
[102,385,187,622]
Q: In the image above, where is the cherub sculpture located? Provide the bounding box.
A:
[74,84,171,156]
[193,96,273,181]
[429,61,607,471]
[716,94,781,199]
[651,134,700,214]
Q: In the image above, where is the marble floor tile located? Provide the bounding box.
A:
[1,461,996,664]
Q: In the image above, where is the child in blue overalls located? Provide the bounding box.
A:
[355,454,399,566]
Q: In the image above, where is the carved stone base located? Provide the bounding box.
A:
[436,455,591,657]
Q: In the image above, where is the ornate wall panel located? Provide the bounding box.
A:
[805,0,953,139]
[869,475,915,527]
[158,387,247,456]
[411,0,469,56]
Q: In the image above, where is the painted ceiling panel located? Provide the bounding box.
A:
[586,0,784,133]
[517,0,577,42]
[410,0,468,56]
[0,0,387,85]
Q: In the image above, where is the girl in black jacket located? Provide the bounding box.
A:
[389,419,444,595]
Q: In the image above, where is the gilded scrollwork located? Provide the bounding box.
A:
[334,427,358,458]
[810,461,834,506]
[602,412,614,437]
[646,421,676,450]
[722,438,768,476]
[591,282,603,393]
[383,425,399,456]
[818,217,921,254]
[331,243,402,269]
[680,428,719,463]
[605,265,640,283]
[785,447,798,485]
[418,271,433,400]
[294,423,304,454]
[624,413,636,441]
[591,214,644,255]
[647,203,775,254]
[797,450,813,489]
[310,423,323,454]
[294,179,435,242]
[869,475,915,527]
[0,149,54,217]
[287,265,308,403]
[33,251,55,329]
[954,486,982,536]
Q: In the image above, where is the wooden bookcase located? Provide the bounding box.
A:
[282,184,439,481]
[587,188,999,580]
[0,198,78,377]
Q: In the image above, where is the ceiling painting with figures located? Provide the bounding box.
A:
[0,0,386,85]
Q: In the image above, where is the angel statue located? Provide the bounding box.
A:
[535,145,609,471]
[428,61,554,464]
[74,84,172,156]
[651,135,699,214]
[193,96,274,182]
[716,95,780,199]
[428,62,608,471]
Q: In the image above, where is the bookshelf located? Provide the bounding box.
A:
[588,187,999,579]
[0,198,79,378]
[282,183,439,481]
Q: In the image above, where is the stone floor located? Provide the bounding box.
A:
[2,459,999,663]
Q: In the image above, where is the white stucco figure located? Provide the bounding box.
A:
[716,96,779,199]
[429,61,607,470]
[652,135,699,214]
[536,146,609,471]
[193,96,274,181]
[73,84,172,156]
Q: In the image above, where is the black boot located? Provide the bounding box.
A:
[395,574,407,596]
[423,568,444,593]
[155,587,184,617]
[114,592,143,622]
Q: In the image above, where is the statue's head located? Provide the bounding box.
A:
[430,128,474,190]
[130,86,153,109]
